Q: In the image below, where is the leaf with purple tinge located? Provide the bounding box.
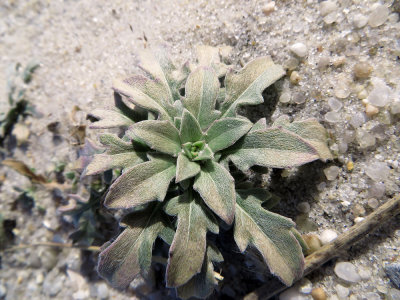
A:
[97,203,172,289]
[164,192,218,287]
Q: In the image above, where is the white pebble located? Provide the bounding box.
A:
[324,166,340,180]
[367,198,380,209]
[328,98,343,111]
[290,42,308,58]
[298,278,313,294]
[368,78,391,107]
[262,2,276,15]
[353,14,368,28]
[335,284,349,299]
[324,12,338,24]
[319,229,338,245]
[368,4,389,27]
[390,101,400,115]
[279,92,291,103]
[365,162,390,182]
[318,56,331,70]
[325,111,341,123]
[349,112,367,128]
[297,202,311,214]
[368,182,385,198]
[358,267,372,280]
[365,292,381,300]
[334,262,362,283]
[279,287,308,300]
[356,129,375,149]
[319,1,337,16]
[354,217,365,223]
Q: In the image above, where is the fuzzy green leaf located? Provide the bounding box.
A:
[105,155,176,209]
[221,57,285,118]
[176,153,201,183]
[176,244,223,299]
[113,76,171,120]
[192,144,214,161]
[128,120,181,157]
[272,116,333,161]
[234,192,304,286]
[205,117,252,152]
[225,128,321,172]
[183,67,221,130]
[98,203,171,289]
[164,192,218,287]
[193,160,235,224]
[88,109,135,129]
[85,134,146,176]
[180,109,203,144]
[250,118,267,132]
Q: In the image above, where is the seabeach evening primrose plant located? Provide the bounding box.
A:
[84,46,332,299]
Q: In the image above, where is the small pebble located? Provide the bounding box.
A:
[365,162,390,182]
[368,4,389,27]
[0,284,7,298]
[319,1,337,16]
[368,78,391,107]
[12,123,30,145]
[335,284,349,299]
[293,92,306,104]
[319,229,338,245]
[297,202,311,213]
[334,261,362,283]
[356,129,375,149]
[357,89,368,100]
[290,42,308,58]
[290,71,301,84]
[302,234,322,254]
[96,283,109,300]
[390,101,400,115]
[353,14,368,28]
[365,292,381,300]
[324,12,338,24]
[279,92,291,103]
[353,62,372,79]
[328,98,342,111]
[367,198,380,209]
[354,217,365,223]
[323,165,340,180]
[279,286,308,300]
[262,1,275,15]
[325,111,341,123]
[385,264,400,289]
[318,56,330,70]
[332,56,346,67]
[346,161,354,171]
[350,112,367,128]
[311,287,327,300]
[298,278,312,294]
[358,267,372,280]
[365,103,379,117]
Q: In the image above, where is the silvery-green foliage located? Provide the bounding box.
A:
[87,46,332,299]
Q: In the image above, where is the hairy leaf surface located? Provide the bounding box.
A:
[98,203,171,289]
[129,120,181,156]
[205,117,252,152]
[88,108,135,129]
[105,155,176,209]
[272,116,333,161]
[177,244,223,299]
[85,134,146,175]
[234,192,304,286]
[164,192,218,287]
[183,67,221,130]
[176,153,201,183]
[180,109,203,144]
[221,57,285,118]
[225,128,321,172]
[193,160,235,224]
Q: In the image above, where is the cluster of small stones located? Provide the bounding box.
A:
[0,0,399,299]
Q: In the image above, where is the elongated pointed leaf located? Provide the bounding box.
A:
[225,128,321,172]
[272,116,333,161]
[234,192,304,286]
[176,153,201,183]
[183,67,221,130]
[128,120,181,156]
[221,57,285,117]
[105,155,176,209]
[85,134,146,175]
[192,144,214,161]
[250,118,267,132]
[180,109,203,144]
[98,203,171,289]
[206,117,252,152]
[177,244,223,299]
[88,109,135,129]
[164,193,218,287]
[113,76,170,120]
[193,160,235,224]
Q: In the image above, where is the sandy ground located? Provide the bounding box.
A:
[1,0,400,299]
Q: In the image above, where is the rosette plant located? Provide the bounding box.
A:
[85,46,332,299]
